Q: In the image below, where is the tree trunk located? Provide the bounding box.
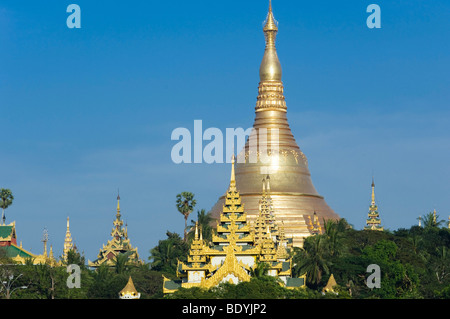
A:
[184,215,188,241]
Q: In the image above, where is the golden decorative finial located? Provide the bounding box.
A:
[264,0,278,32]
[371,177,376,206]
[260,0,282,82]
[266,175,271,193]
[63,216,74,261]
[229,155,236,190]
[49,245,54,259]
[117,189,121,214]
[194,221,199,241]
[262,177,266,193]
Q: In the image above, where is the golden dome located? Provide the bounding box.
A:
[210,1,340,247]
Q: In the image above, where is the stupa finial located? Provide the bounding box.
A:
[229,154,236,190]
[260,0,282,82]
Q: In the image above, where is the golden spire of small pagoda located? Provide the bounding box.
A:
[87,192,143,268]
[371,177,376,206]
[364,177,383,231]
[116,190,121,217]
[229,154,237,192]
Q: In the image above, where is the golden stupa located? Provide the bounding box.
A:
[210,1,340,247]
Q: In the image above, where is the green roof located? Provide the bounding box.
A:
[164,279,182,290]
[281,261,290,272]
[286,277,305,288]
[0,225,13,239]
[0,244,34,259]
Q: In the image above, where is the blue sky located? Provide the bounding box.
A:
[1,0,449,261]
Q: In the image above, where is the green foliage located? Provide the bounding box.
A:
[293,235,331,287]
[0,188,14,223]
[2,218,449,299]
[176,192,197,241]
[187,209,213,243]
[148,231,189,276]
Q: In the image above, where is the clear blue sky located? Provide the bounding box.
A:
[1,0,449,261]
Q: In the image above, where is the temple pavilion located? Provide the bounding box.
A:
[163,157,305,293]
[88,194,143,267]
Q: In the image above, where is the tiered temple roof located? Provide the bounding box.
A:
[88,194,143,267]
[62,217,74,262]
[163,156,304,293]
[364,178,383,231]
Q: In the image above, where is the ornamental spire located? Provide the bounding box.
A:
[63,216,74,262]
[364,178,383,231]
[257,1,286,111]
[259,0,282,82]
[117,189,121,215]
[229,155,237,191]
[371,177,375,205]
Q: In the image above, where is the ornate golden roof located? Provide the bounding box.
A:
[119,276,140,299]
[323,274,338,294]
[88,195,143,267]
[62,217,74,262]
[364,178,383,231]
[165,159,303,293]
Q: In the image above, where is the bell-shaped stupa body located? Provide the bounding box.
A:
[210,2,340,247]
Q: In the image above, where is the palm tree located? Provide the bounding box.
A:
[114,252,132,274]
[176,192,196,241]
[149,231,188,274]
[294,235,330,287]
[250,261,270,278]
[422,211,445,228]
[434,246,449,284]
[187,209,213,242]
[0,189,14,225]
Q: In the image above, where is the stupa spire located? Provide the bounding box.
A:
[371,177,376,205]
[364,178,383,231]
[259,0,283,85]
[228,155,237,191]
[63,216,74,262]
[210,1,340,248]
[117,189,121,215]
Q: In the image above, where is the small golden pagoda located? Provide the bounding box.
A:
[322,274,338,295]
[364,178,383,231]
[88,194,143,267]
[62,217,74,262]
[307,212,323,235]
[163,157,305,293]
[209,1,340,248]
[119,276,141,299]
